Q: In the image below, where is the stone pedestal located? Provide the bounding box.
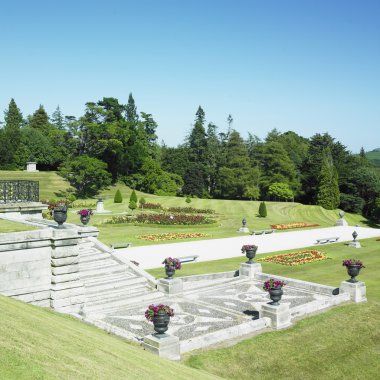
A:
[157,278,183,295]
[260,303,292,329]
[336,218,348,226]
[339,281,367,303]
[238,226,250,233]
[239,263,262,279]
[26,162,39,172]
[348,241,361,248]
[142,334,180,360]
[96,200,104,213]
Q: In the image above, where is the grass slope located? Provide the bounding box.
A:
[0,296,219,380]
[0,170,373,246]
[167,238,380,380]
[0,219,36,233]
[366,148,380,166]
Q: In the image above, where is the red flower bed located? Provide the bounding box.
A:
[271,222,320,230]
[135,213,213,225]
[138,232,209,241]
[167,207,215,214]
[140,203,162,209]
[257,250,329,266]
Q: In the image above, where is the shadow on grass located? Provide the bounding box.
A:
[358,219,380,228]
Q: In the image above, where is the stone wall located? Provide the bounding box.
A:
[0,225,98,313]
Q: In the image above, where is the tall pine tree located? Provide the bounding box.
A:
[316,148,340,210]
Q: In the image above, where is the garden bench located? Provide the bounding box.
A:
[315,237,339,244]
[110,242,133,249]
[177,255,199,263]
[251,229,275,235]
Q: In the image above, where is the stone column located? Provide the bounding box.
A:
[157,278,183,295]
[260,303,292,329]
[50,232,85,314]
[239,263,262,279]
[143,334,180,360]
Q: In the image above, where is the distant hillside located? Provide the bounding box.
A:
[366,148,380,166]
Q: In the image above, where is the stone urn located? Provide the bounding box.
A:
[244,246,258,264]
[165,265,176,279]
[53,208,67,227]
[80,215,90,225]
[346,265,362,283]
[153,312,170,335]
[268,287,283,306]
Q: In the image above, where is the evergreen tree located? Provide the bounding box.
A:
[130,189,138,203]
[128,200,137,214]
[139,197,146,209]
[51,106,65,130]
[126,93,138,123]
[2,99,23,167]
[29,105,51,134]
[316,149,340,210]
[114,189,123,203]
[259,201,267,217]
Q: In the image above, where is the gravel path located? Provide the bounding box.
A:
[113,226,380,269]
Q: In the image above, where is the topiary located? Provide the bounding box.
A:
[130,189,138,203]
[114,189,123,203]
[259,201,267,217]
[185,196,191,204]
[128,200,137,214]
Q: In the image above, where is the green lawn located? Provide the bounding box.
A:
[0,219,36,233]
[0,296,219,380]
[0,170,374,247]
[151,238,380,380]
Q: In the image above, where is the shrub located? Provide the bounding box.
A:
[140,203,162,210]
[114,189,123,203]
[128,200,137,214]
[185,196,191,204]
[167,206,215,214]
[139,197,146,209]
[259,201,267,217]
[130,190,138,203]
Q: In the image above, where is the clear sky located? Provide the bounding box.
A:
[0,0,379,153]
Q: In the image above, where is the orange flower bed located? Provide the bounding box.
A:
[256,250,329,266]
[271,222,320,230]
[137,232,209,241]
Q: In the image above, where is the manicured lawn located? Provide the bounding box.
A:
[0,220,36,233]
[1,170,374,247]
[0,296,219,380]
[155,238,380,380]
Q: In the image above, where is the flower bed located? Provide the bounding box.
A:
[271,222,320,230]
[137,232,209,241]
[167,206,215,214]
[136,213,214,225]
[103,215,136,224]
[256,250,329,266]
[140,203,162,209]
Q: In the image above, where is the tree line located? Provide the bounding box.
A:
[1,97,379,221]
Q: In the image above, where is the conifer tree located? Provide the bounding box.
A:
[114,189,123,203]
[130,189,138,203]
[51,106,65,130]
[259,201,267,217]
[2,98,23,166]
[316,149,340,209]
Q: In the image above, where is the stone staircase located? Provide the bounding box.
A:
[78,238,163,314]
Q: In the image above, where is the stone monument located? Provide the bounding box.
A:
[26,162,39,172]
[238,218,250,233]
[336,211,348,226]
[96,198,104,213]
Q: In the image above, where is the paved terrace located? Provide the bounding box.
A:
[113,226,380,269]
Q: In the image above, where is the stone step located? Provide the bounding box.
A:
[80,265,128,279]
[80,252,111,263]
[79,258,120,271]
[82,271,136,286]
[85,285,152,306]
[85,276,147,295]
[79,248,100,256]
[83,290,164,313]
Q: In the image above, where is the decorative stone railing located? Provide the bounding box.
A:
[0,180,39,203]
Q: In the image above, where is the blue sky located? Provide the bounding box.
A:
[0,0,379,153]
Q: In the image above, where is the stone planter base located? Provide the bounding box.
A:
[339,281,367,303]
[260,303,292,329]
[142,334,180,360]
[239,263,262,279]
[348,241,361,248]
[157,278,183,295]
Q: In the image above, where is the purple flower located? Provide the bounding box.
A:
[145,304,175,322]
[263,278,286,291]
[77,209,93,217]
[342,259,365,268]
[162,257,182,270]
